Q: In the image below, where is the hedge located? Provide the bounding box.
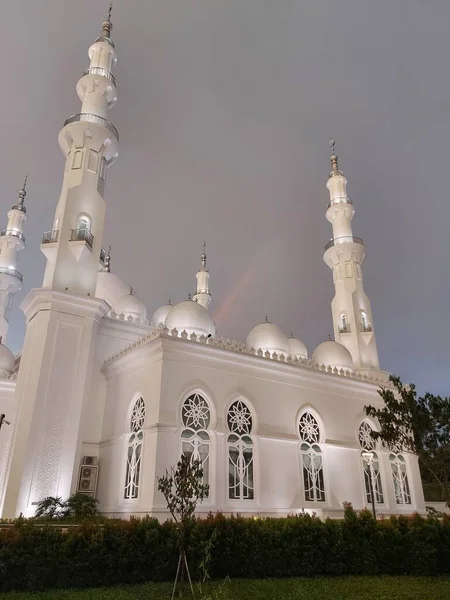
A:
[0,507,449,591]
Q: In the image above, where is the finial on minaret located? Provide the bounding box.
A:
[103,246,111,273]
[200,241,208,272]
[329,139,340,176]
[101,2,113,38]
[17,175,27,205]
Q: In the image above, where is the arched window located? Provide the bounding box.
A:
[124,397,145,500]
[339,313,349,333]
[77,214,91,231]
[359,422,384,505]
[181,393,211,488]
[361,311,371,332]
[389,453,411,504]
[227,400,254,500]
[299,412,325,502]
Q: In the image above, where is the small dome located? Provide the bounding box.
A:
[165,300,216,337]
[151,303,172,327]
[96,271,131,309]
[114,293,147,320]
[312,340,353,371]
[246,321,289,356]
[0,343,15,375]
[288,336,308,359]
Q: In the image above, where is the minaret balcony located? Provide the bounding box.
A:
[1,229,25,242]
[326,196,353,210]
[324,235,364,251]
[42,230,59,244]
[69,228,94,262]
[82,67,117,88]
[0,266,23,284]
[63,113,119,141]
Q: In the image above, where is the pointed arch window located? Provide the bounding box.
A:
[361,311,372,332]
[181,393,211,489]
[124,397,145,500]
[227,400,254,500]
[339,313,349,333]
[359,422,384,505]
[389,453,411,504]
[299,412,325,502]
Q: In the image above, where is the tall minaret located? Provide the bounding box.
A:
[323,142,380,372]
[1,10,117,518]
[0,178,27,343]
[193,242,212,310]
[41,5,118,295]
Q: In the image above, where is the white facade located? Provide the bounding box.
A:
[0,14,425,520]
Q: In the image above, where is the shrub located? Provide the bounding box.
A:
[0,508,448,591]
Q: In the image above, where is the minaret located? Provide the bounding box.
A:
[0,178,27,343]
[40,4,118,295]
[1,11,117,518]
[193,242,212,310]
[323,142,380,372]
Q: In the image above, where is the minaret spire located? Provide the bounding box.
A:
[323,142,380,372]
[193,242,212,310]
[40,8,119,295]
[0,179,28,343]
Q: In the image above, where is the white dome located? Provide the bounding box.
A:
[246,321,289,356]
[151,303,172,327]
[0,343,15,374]
[288,336,308,359]
[165,300,216,337]
[113,293,147,320]
[96,271,131,309]
[312,340,353,371]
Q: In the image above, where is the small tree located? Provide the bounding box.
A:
[34,496,65,520]
[64,492,100,519]
[365,375,450,506]
[158,454,209,598]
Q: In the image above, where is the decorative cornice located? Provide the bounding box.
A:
[20,289,110,323]
[103,327,391,387]
[109,309,149,327]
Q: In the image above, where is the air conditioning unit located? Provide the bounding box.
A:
[77,457,99,495]
[82,456,98,466]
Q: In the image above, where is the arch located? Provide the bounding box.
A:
[123,396,145,500]
[77,213,91,231]
[226,398,254,501]
[358,421,384,505]
[297,408,326,502]
[179,391,212,491]
[225,392,259,435]
[296,404,325,444]
[339,313,349,333]
[389,453,412,505]
[177,383,217,430]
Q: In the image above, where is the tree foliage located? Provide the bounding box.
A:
[34,493,100,520]
[365,375,450,506]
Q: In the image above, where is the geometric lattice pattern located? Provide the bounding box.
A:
[299,412,320,443]
[227,400,253,435]
[130,397,146,432]
[124,397,146,500]
[359,421,375,450]
[390,454,412,505]
[182,393,210,430]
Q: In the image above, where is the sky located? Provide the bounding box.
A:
[0,0,449,395]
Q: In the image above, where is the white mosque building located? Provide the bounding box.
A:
[0,13,425,520]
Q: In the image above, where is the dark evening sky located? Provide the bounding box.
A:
[1,1,449,395]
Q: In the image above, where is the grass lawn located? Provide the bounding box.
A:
[0,577,449,600]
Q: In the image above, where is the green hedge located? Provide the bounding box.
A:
[0,508,449,591]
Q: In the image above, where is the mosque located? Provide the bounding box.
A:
[0,12,425,519]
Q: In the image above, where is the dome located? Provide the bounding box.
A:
[312,340,353,371]
[288,336,308,359]
[246,321,289,356]
[165,300,216,337]
[151,303,172,327]
[96,271,131,309]
[0,343,15,375]
[113,293,147,320]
